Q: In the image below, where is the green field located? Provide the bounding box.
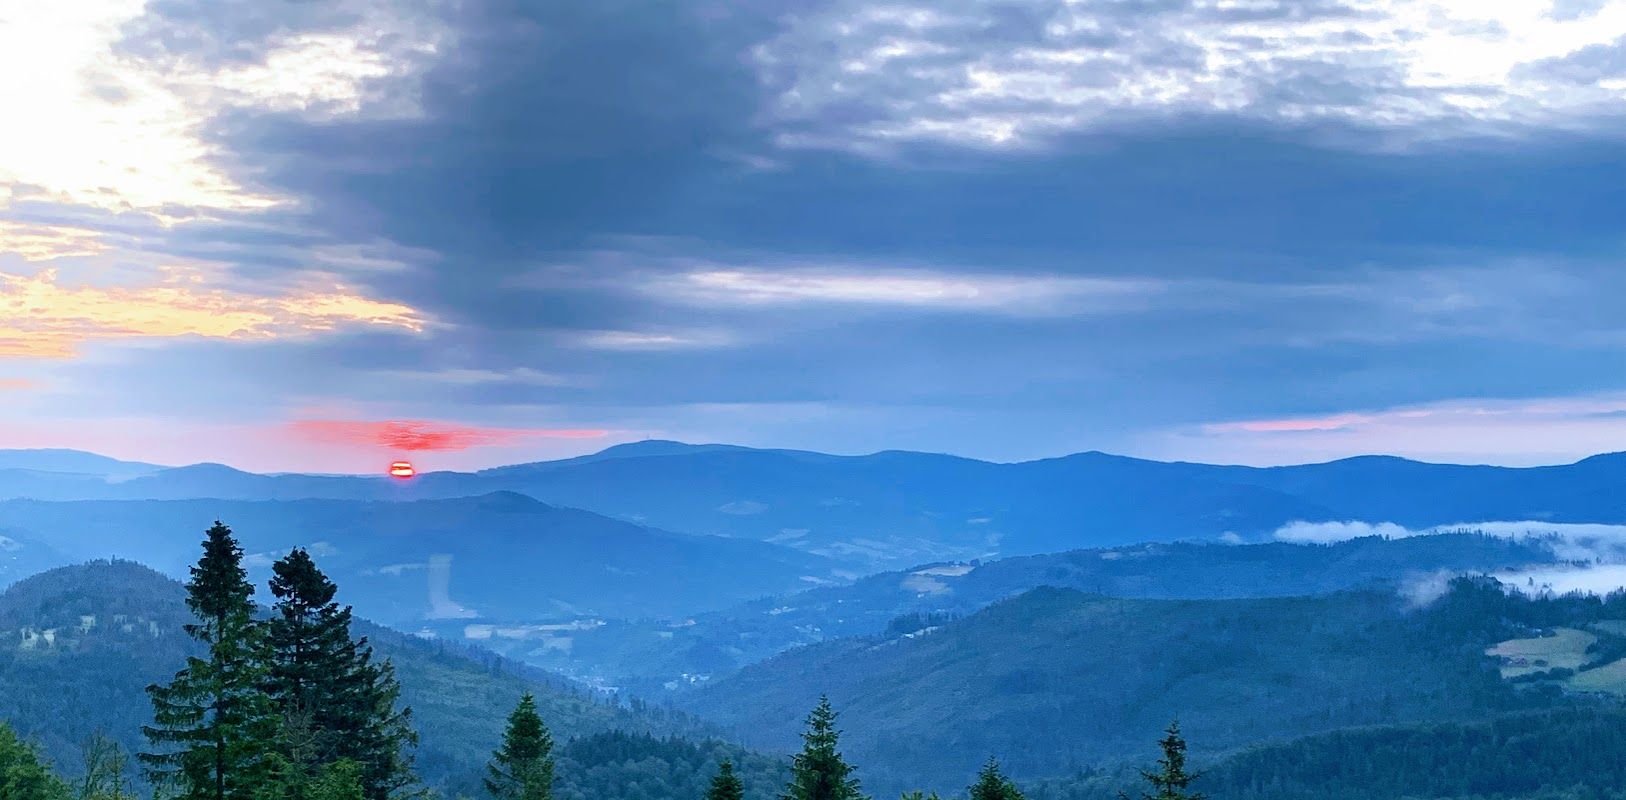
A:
[1487,628,1595,678]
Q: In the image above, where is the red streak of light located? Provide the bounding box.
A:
[289,419,607,452]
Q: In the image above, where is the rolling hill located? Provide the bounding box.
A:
[1029,709,1626,800]
[0,494,837,627]
[678,579,1590,795]
[473,533,1561,692]
[0,560,789,798]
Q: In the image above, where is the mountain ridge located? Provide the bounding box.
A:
[24,442,1626,477]
[8,443,1626,571]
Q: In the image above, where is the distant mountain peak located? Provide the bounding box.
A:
[467,490,550,511]
[592,440,748,458]
[152,462,255,477]
[1573,451,1626,466]
[0,449,164,478]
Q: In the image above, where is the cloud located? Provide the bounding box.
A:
[1499,564,1626,596]
[753,0,1626,153]
[1277,519,1626,600]
[0,0,451,212]
[572,329,736,351]
[1274,520,1416,543]
[1273,518,1626,564]
[660,268,1160,314]
[0,267,425,358]
[0,221,110,261]
[1146,392,1626,466]
[286,419,607,452]
[1,1,1623,473]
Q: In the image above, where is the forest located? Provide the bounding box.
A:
[0,522,1187,800]
[9,521,1626,800]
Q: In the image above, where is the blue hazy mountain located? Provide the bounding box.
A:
[0,494,837,626]
[7,443,1626,569]
[0,449,164,478]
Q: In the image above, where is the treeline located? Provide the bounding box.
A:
[1028,708,1626,800]
[708,696,1200,800]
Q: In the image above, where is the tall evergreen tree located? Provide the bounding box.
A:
[142,522,276,800]
[348,656,416,800]
[1125,721,1204,800]
[485,694,554,800]
[968,757,1024,800]
[705,760,745,800]
[781,696,865,800]
[265,549,417,799]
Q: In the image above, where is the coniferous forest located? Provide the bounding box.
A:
[5,522,1198,800]
[10,516,1626,800]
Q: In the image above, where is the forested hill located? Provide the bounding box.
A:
[0,495,838,624]
[516,532,1559,694]
[682,579,1596,795]
[1030,709,1626,800]
[0,560,783,798]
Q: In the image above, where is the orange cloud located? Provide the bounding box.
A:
[0,268,425,358]
[0,221,108,261]
[0,378,35,391]
[289,419,608,452]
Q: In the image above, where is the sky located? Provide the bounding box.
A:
[0,0,1623,473]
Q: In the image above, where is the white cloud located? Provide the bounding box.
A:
[0,1,450,212]
[573,329,736,351]
[1274,519,1626,564]
[754,0,1626,152]
[1274,520,1416,543]
[1499,564,1626,596]
[1277,519,1626,600]
[662,268,1160,314]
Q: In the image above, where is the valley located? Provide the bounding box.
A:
[6,444,1626,799]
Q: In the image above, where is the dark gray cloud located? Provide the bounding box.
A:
[7,0,1625,466]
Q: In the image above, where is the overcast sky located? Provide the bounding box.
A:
[1,0,1624,473]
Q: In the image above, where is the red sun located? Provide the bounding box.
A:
[388,461,416,479]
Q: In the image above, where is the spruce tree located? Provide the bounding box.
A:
[143,522,277,800]
[485,694,554,800]
[781,696,865,800]
[968,757,1024,800]
[705,760,745,800]
[1125,721,1204,800]
[348,656,417,800]
[265,549,417,799]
